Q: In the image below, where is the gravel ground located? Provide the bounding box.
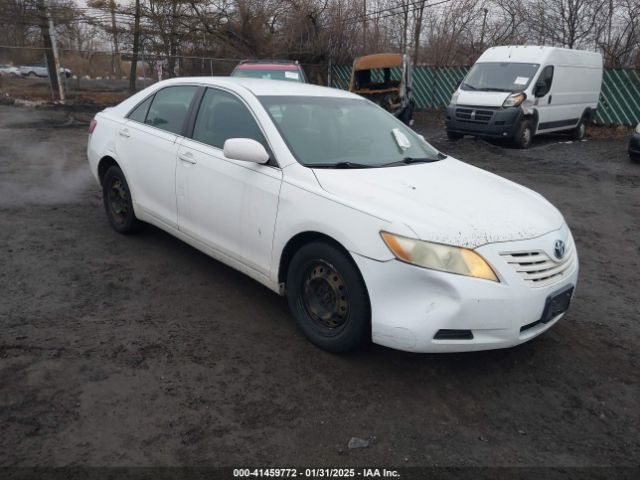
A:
[0,104,638,470]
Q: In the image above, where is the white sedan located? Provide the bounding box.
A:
[87,78,578,353]
[0,64,20,76]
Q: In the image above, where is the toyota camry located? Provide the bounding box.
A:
[87,77,578,353]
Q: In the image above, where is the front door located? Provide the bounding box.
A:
[176,87,282,276]
[533,65,565,132]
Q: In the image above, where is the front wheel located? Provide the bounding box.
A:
[513,118,533,149]
[102,165,140,234]
[286,242,370,353]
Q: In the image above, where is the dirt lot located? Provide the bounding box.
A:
[0,104,638,470]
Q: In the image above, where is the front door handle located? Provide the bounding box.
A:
[548,95,552,104]
[118,128,130,138]
[179,152,197,164]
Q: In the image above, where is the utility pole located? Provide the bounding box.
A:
[402,1,409,55]
[480,8,488,51]
[362,0,366,52]
[128,0,141,93]
[46,0,65,103]
[37,0,64,102]
[109,0,120,76]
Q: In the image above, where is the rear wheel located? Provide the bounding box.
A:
[286,242,370,353]
[513,118,533,149]
[102,165,140,234]
[572,115,588,140]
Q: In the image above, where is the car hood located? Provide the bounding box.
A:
[312,158,564,248]
[455,90,512,107]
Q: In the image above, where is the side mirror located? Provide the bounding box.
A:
[223,138,269,164]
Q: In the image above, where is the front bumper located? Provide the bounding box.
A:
[445,105,522,139]
[629,133,640,161]
[352,227,579,353]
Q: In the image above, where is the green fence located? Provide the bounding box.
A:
[330,65,640,126]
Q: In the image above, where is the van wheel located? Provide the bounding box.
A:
[447,131,463,141]
[513,119,532,149]
[572,116,588,140]
[286,242,370,353]
[103,165,140,234]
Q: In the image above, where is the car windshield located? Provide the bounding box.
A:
[461,62,540,92]
[259,96,443,168]
[232,68,303,82]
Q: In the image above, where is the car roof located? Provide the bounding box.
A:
[158,76,357,98]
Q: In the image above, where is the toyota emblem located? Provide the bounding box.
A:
[554,240,566,259]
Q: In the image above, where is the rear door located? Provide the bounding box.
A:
[176,87,282,275]
[115,85,198,228]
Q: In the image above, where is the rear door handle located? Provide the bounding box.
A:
[548,95,552,104]
[179,152,197,164]
[118,128,130,138]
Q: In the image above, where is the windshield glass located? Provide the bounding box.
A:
[259,96,442,168]
[461,62,540,92]
[232,68,302,82]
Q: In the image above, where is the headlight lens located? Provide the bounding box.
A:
[381,232,498,282]
[635,123,640,134]
[450,90,459,105]
[502,92,526,108]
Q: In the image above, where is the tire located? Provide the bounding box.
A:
[572,115,588,140]
[447,130,463,141]
[102,165,140,234]
[513,118,533,149]
[286,242,370,353]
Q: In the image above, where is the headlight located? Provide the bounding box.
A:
[502,92,526,108]
[381,232,498,282]
[450,90,459,105]
[635,123,640,134]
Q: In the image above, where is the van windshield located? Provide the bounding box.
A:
[461,62,540,92]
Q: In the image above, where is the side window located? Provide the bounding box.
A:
[192,88,265,149]
[535,66,554,97]
[127,95,153,123]
[145,86,197,135]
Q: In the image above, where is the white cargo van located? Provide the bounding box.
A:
[445,46,603,148]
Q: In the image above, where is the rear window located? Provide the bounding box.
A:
[128,96,153,123]
[232,68,303,82]
[145,86,197,135]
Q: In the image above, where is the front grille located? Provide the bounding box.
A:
[500,236,576,288]
[455,106,495,124]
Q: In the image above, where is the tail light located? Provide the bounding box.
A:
[88,118,97,134]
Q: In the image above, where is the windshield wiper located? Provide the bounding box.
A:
[461,82,477,90]
[380,155,444,167]
[310,161,376,169]
[478,87,512,92]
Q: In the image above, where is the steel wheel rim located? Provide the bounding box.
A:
[107,176,128,224]
[300,260,349,332]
